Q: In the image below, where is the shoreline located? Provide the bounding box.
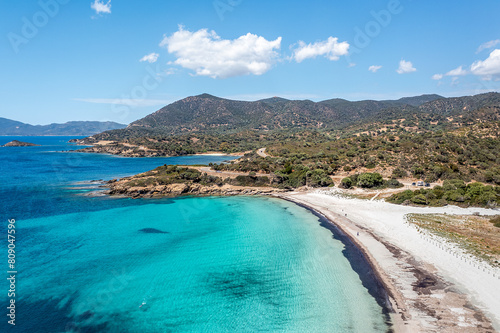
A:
[91,180,499,331]
[277,194,407,332]
[278,196,397,329]
[279,190,499,332]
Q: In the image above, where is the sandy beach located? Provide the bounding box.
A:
[278,189,500,333]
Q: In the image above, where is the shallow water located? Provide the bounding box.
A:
[0,137,390,332]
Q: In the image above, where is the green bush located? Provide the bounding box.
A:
[443,179,466,192]
[365,162,376,169]
[412,194,428,205]
[391,167,407,179]
[232,175,270,187]
[306,169,333,187]
[387,181,500,207]
[340,177,353,189]
[386,179,403,188]
[357,173,384,188]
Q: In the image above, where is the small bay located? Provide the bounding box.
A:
[1,137,389,332]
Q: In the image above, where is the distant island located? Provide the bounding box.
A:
[0,117,126,136]
[2,140,40,147]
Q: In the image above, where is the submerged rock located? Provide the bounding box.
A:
[138,228,169,234]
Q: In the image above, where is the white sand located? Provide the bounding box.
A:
[280,189,500,332]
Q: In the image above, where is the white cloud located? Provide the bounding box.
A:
[432,66,466,81]
[396,60,416,74]
[292,37,349,63]
[74,98,172,107]
[160,27,281,79]
[368,65,382,73]
[470,49,500,79]
[476,39,500,53]
[140,53,159,63]
[91,0,111,14]
[446,65,467,76]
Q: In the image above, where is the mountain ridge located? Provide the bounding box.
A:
[102,92,499,138]
[0,118,127,136]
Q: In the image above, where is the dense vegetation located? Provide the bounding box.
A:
[124,165,215,187]
[201,122,500,186]
[387,180,500,208]
[339,173,403,189]
[124,165,272,188]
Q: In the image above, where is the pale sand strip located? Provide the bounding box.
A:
[277,190,500,333]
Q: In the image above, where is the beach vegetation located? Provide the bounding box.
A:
[408,213,500,267]
[387,181,500,208]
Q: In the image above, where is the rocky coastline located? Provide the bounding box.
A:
[72,143,165,157]
[105,177,288,198]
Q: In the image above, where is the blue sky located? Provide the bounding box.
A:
[1,0,500,125]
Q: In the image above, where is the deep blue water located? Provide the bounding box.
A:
[0,136,390,332]
[0,136,237,222]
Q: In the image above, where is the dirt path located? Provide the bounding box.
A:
[256,147,269,158]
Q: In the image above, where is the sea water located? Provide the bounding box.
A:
[0,137,390,332]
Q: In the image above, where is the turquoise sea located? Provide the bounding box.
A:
[0,137,390,332]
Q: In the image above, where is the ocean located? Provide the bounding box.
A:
[0,136,390,332]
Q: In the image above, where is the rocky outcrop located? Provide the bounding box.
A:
[2,140,40,147]
[106,181,288,198]
[75,145,164,157]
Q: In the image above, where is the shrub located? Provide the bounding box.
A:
[357,173,384,188]
[386,179,403,188]
[232,175,269,187]
[340,177,353,189]
[443,179,466,192]
[444,190,466,202]
[365,162,376,169]
[412,194,428,205]
[391,167,407,179]
[307,169,333,187]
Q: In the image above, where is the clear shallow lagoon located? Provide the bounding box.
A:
[0,137,390,332]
